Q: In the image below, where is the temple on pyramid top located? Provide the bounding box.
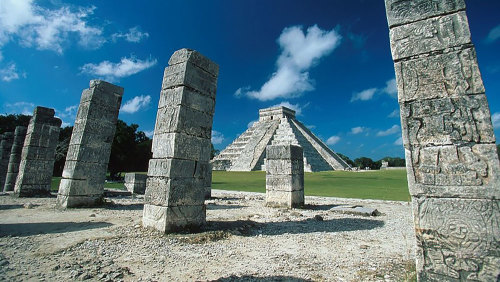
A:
[212,106,350,172]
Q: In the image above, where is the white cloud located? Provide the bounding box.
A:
[3,102,35,115]
[234,86,250,98]
[0,63,25,82]
[383,78,398,98]
[492,112,500,129]
[112,26,149,43]
[120,95,152,114]
[326,135,340,145]
[377,125,400,136]
[388,109,399,118]
[351,78,397,102]
[242,25,341,101]
[0,0,105,53]
[394,136,403,146]
[486,24,500,43]
[306,124,316,129]
[144,130,154,138]
[271,101,308,116]
[350,126,365,134]
[55,104,78,126]
[211,130,224,145]
[351,88,377,102]
[80,56,157,82]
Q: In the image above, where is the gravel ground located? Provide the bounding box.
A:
[0,190,416,281]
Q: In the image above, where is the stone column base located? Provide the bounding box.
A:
[265,190,304,208]
[142,204,206,233]
[56,194,104,209]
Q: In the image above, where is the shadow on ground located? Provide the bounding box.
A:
[0,204,25,210]
[204,217,384,236]
[0,221,113,237]
[105,203,144,210]
[206,203,245,210]
[211,275,313,281]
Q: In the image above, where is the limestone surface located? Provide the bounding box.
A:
[3,126,27,192]
[385,1,500,280]
[265,144,304,208]
[57,80,123,208]
[212,106,349,172]
[0,132,14,190]
[14,107,61,197]
[124,173,147,194]
[142,48,218,233]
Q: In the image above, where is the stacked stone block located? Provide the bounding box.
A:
[265,144,304,208]
[0,132,14,189]
[3,126,27,192]
[57,80,123,208]
[384,1,500,280]
[124,173,147,194]
[204,163,212,199]
[142,48,219,233]
[14,107,61,197]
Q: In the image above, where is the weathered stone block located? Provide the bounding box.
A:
[385,0,466,27]
[400,95,495,147]
[168,48,219,77]
[147,158,209,179]
[390,11,471,60]
[124,173,147,194]
[61,160,108,182]
[65,143,113,162]
[412,197,500,281]
[204,163,212,199]
[406,144,500,198]
[154,105,213,139]
[162,61,218,98]
[266,159,304,175]
[142,204,206,233]
[266,144,303,160]
[265,190,304,208]
[69,120,115,146]
[158,86,215,114]
[80,80,124,106]
[395,47,485,103]
[56,194,103,209]
[151,132,211,161]
[266,174,304,192]
[57,178,104,196]
[75,100,121,124]
[144,176,205,206]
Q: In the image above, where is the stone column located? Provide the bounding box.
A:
[3,126,27,192]
[385,1,500,280]
[204,163,212,199]
[14,107,61,197]
[124,173,147,194]
[0,132,14,189]
[143,48,218,233]
[265,144,304,208]
[56,80,123,208]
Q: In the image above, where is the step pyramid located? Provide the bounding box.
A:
[212,106,350,172]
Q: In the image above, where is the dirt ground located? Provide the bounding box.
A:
[0,190,416,281]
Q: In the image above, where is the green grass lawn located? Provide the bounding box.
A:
[51,169,409,202]
[213,170,410,202]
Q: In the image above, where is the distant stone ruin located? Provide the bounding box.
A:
[212,106,349,172]
[14,107,61,197]
[0,132,14,190]
[385,0,500,280]
[57,80,123,208]
[3,126,27,192]
[265,144,304,208]
[124,173,147,194]
[142,48,219,233]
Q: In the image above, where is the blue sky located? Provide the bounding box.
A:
[0,0,499,161]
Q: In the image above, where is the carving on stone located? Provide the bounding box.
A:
[415,198,499,281]
[401,96,495,147]
[395,48,484,102]
[390,11,471,60]
[386,0,466,27]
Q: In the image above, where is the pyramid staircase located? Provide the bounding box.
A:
[212,106,350,171]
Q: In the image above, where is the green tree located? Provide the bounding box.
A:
[354,157,381,170]
[336,153,355,167]
[211,143,220,159]
[0,114,31,133]
[53,126,73,176]
[379,156,406,167]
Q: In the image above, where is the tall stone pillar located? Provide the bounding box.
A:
[14,107,61,197]
[384,1,500,280]
[3,126,27,192]
[0,132,14,189]
[56,80,123,208]
[143,48,219,233]
[265,144,304,208]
